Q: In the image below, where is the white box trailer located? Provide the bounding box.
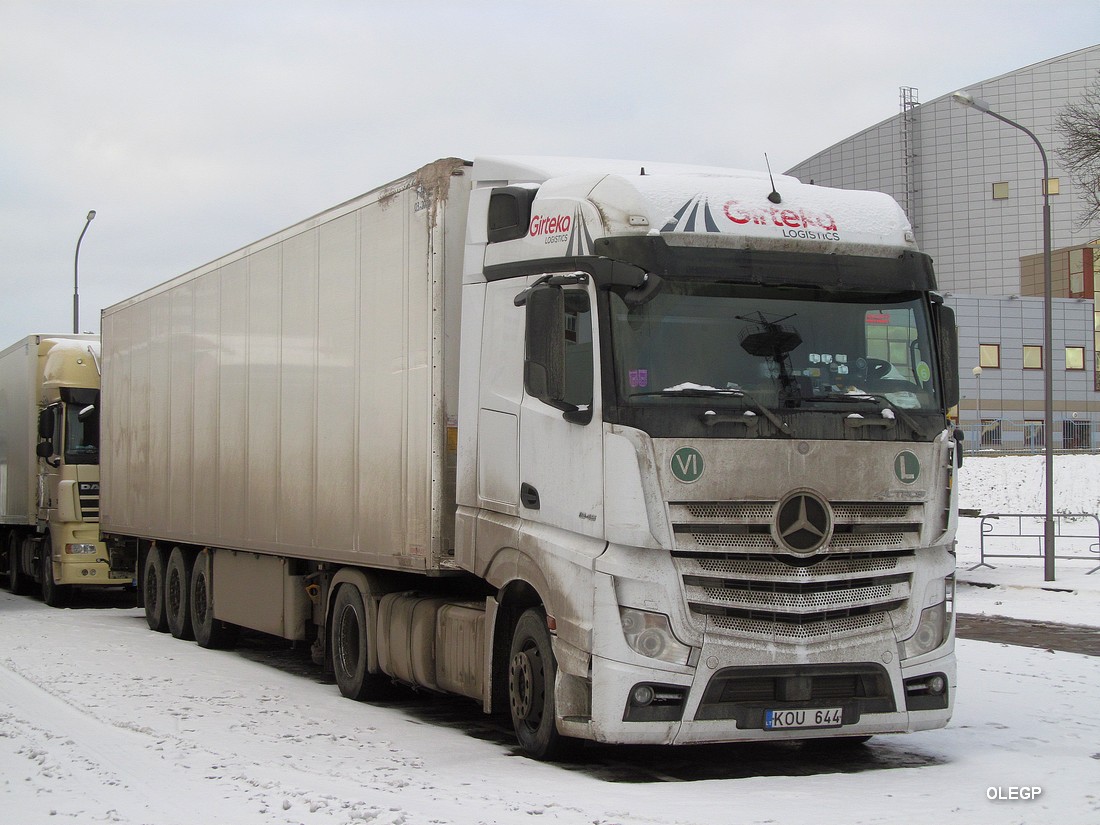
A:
[0,336,43,526]
[102,156,961,759]
[102,159,465,577]
[1,334,130,602]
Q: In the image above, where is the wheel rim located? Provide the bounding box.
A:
[145,565,159,606]
[167,569,182,615]
[194,573,209,624]
[509,641,545,731]
[336,604,360,677]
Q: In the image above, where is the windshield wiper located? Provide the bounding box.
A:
[629,385,793,435]
[804,392,925,435]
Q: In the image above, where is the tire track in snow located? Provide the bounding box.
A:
[0,659,271,824]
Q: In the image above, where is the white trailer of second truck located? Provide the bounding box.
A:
[101,156,960,759]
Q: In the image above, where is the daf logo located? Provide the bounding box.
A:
[774,490,832,555]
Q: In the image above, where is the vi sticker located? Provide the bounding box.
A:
[671,447,705,483]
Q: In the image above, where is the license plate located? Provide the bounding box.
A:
[765,707,843,730]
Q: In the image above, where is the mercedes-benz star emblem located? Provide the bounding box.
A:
[775,492,831,555]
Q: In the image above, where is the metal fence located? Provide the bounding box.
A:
[970,512,1100,574]
[960,418,1097,455]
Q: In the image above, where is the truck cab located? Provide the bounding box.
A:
[3,337,134,603]
[457,159,959,755]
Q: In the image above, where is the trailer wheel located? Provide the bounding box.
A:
[190,551,238,650]
[508,608,577,761]
[331,583,387,701]
[0,530,9,584]
[165,547,195,640]
[40,542,71,608]
[143,546,169,632]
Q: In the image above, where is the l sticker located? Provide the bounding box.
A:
[894,451,920,484]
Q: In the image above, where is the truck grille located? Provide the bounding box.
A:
[78,482,100,520]
[670,499,920,641]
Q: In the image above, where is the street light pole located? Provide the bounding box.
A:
[953,91,1055,581]
[972,365,982,444]
[74,209,96,334]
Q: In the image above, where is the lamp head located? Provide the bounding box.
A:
[86,210,96,221]
[952,90,992,113]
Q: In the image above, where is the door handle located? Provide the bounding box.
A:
[520,482,540,510]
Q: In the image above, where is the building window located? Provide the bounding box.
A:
[979,344,1001,368]
[1043,178,1060,196]
[1023,345,1043,369]
[1066,346,1085,370]
[1069,249,1085,295]
[1095,307,1100,391]
[992,182,1010,200]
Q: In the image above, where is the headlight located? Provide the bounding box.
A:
[900,603,949,659]
[65,543,97,555]
[619,607,692,665]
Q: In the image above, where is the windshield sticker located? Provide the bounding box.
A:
[629,369,649,388]
[671,446,704,484]
[916,361,932,382]
[894,451,920,484]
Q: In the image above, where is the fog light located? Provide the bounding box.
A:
[904,672,950,711]
[632,685,656,706]
[623,683,688,722]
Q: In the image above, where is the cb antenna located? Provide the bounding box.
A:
[764,153,782,204]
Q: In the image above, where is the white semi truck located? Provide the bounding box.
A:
[0,335,134,604]
[100,156,960,759]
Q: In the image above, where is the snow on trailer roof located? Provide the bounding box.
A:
[469,155,796,186]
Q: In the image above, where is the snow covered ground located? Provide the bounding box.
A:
[2,454,1098,825]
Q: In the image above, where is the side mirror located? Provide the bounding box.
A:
[38,408,54,439]
[524,284,567,408]
[933,303,959,408]
[36,441,53,459]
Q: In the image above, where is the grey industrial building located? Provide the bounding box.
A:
[787,44,1100,452]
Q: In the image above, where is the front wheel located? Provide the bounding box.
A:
[508,608,577,761]
[41,543,72,608]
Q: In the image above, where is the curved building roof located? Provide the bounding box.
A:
[786,45,1100,296]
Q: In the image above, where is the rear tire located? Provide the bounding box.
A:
[330,583,388,701]
[165,547,195,640]
[8,534,32,596]
[143,546,169,632]
[190,551,238,650]
[508,608,578,761]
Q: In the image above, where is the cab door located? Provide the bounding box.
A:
[517,277,604,540]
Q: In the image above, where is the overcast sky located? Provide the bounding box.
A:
[2,1,1098,344]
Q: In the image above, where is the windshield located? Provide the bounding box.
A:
[64,402,99,465]
[607,279,944,435]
